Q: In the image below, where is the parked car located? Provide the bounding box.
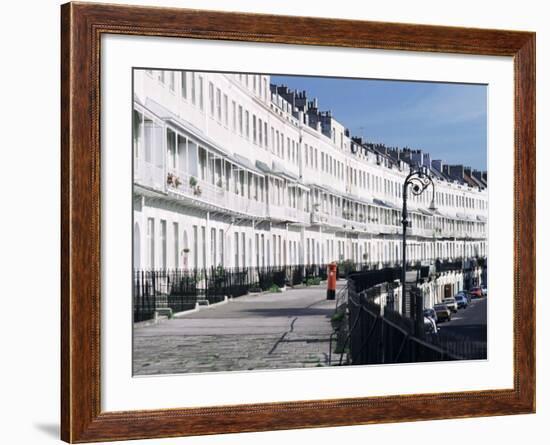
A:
[434,303,452,322]
[443,297,458,313]
[456,290,472,303]
[424,316,438,335]
[454,294,468,309]
[424,308,437,325]
[482,287,488,297]
[470,287,483,298]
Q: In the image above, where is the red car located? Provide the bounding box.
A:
[470,287,483,298]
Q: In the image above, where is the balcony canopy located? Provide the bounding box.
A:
[144,98,230,158]
[231,153,264,175]
[373,198,398,210]
[271,160,299,181]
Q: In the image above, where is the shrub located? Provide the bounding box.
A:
[306,277,322,286]
[337,259,356,277]
[268,284,282,293]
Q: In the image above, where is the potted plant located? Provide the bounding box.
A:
[167,172,175,185]
[194,185,202,196]
[174,176,182,188]
[189,176,197,188]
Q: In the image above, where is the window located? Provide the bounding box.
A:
[201,226,206,269]
[261,234,265,267]
[287,137,290,159]
[209,82,215,116]
[234,232,240,267]
[158,70,165,84]
[223,94,228,126]
[142,117,154,164]
[191,72,196,104]
[219,229,224,265]
[241,232,246,267]
[245,110,250,138]
[216,88,222,121]
[133,110,143,161]
[173,222,179,268]
[147,218,155,269]
[258,118,262,146]
[264,122,268,148]
[238,105,243,135]
[167,129,176,169]
[273,235,277,266]
[181,71,187,98]
[211,228,217,267]
[193,225,198,269]
[255,234,260,267]
[232,101,236,131]
[252,115,257,143]
[168,71,175,91]
[160,220,167,270]
[198,76,204,110]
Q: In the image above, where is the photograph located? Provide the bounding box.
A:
[132,69,488,375]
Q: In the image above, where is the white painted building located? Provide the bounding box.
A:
[132,69,488,273]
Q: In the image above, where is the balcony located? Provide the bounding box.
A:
[162,169,267,218]
[409,226,433,238]
[134,159,164,191]
[269,205,310,225]
[434,227,487,239]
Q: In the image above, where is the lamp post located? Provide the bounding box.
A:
[401,166,436,316]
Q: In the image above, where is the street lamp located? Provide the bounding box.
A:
[401,165,436,316]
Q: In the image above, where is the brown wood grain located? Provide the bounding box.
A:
[60,2,536,442]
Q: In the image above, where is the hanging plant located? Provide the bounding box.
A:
[189,176,198,188]
[167,172,175,185]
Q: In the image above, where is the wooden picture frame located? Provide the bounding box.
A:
[61,2,536,442]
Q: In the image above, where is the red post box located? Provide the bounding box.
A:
[326,262,337,300]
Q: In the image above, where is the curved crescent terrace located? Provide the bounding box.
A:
[132,70,488,374]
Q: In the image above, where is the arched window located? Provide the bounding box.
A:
[133,222,141,269]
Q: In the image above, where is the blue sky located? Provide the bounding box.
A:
[271,75,487,171]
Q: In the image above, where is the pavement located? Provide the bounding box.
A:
[438,297,487,340]
[437,296,487,359]
[133,282,345,375]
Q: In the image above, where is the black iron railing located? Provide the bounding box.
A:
[344,279,460,364]
[133,264,330,322]
[343,273,488,365]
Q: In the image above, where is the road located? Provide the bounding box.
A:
[436,296,487,359]
[133,282,344,375]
